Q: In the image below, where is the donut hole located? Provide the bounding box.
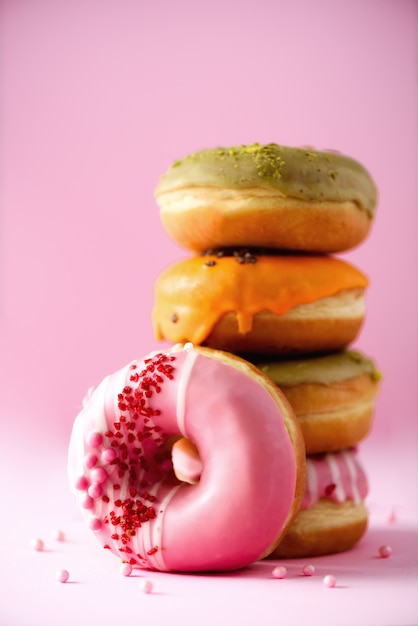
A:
[171,437,202,485]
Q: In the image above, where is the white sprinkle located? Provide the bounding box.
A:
[302,564,315,576]
[379,545,392,558]
[120,563,133,576]
[30,538,44,551]
[323,574,337,588]
[139,579,153,594]
[56,569,70,583]
[272,565,287,579]
[52,529,65,542]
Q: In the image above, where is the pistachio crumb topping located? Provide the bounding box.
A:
[155,142,377,215]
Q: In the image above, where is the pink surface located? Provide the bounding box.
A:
[2,457,418,626]
[1,0,417,624]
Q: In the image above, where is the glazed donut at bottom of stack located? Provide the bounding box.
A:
[154,143,377,253]
[152,251,369,355]
[268,449,369,558]
[255,350,381,454]
[68,344,305,572]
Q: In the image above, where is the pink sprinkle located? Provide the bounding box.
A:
[272,566,287,579]
[302,564,315,576]
[388,508,397,524]
[88,482,103,499]
[139,579,153,594]
[74,475,89,491]
[52,529,65,542]
[90,467,108,484]
[323,574,337,588]
[84,453,98,469]
[30,538,44,551]
[81,495,94,510]
[56,569,69,583]
[102,447,117,463]
[89,517,103,531]
[379,545,392,558]
[87,432,103,448]
[120,563,133,577]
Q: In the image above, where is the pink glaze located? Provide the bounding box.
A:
[302,449,368,509]
[68,345,298,572]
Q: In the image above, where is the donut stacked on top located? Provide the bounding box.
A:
[152,143,381,558]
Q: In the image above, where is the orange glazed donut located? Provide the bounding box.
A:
[152,251,369,355]
[155,143,377,253]
[269,449,369,558]
[256,350,381,454]
[68,344,305,572]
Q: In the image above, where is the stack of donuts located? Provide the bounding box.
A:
[68,142,380,572]
[152,143,381,558]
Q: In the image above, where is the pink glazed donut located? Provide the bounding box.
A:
[68,344,305,572]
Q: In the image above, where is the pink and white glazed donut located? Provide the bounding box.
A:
[68,344,305,572]
[270,448,369,558]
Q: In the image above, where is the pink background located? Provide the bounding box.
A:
[1,1,417,624]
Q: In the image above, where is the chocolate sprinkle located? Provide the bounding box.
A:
[201,247,259,264]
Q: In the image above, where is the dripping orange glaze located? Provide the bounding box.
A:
[152,254,369,345]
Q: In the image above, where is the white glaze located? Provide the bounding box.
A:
[302,450,368,509]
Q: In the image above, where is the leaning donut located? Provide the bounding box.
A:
[155,143,377,253]
[152,251,369,355]
[68,344,305,572]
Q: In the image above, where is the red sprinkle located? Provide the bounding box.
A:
[100,353,177,561]
[325,483,336,496]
